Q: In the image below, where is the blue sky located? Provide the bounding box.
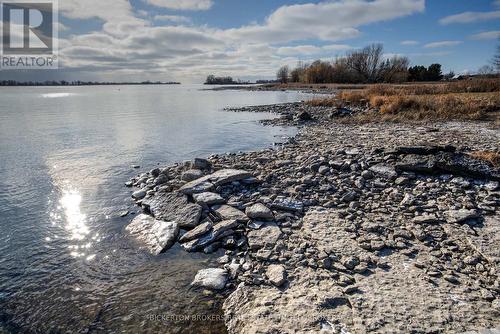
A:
[4,0,500,82]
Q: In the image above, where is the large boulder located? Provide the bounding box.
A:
[126,214,179,255]
[192,268,227,290]
[179,169,252,194]
[142,191,202,228]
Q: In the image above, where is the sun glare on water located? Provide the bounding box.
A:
[60,189,89,241]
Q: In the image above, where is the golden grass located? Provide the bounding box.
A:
[469,151,500,167]
[306,78,500,122]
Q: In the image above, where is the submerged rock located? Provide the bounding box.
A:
[191,268,227,290]
[142,191,202,228]
[132,189,147,200]
[126,214,179,255]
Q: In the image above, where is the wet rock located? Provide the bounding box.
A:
[181,169,204,182]
[126,214,179,255]
[193,192,225,206]
[266,265,287,287]
[180,169,252,194]
[246,203,273,220]
[142,191,202,228]
[132,189,147,200]
[191,268,227,290]
[271,197,304,212]
[247,222,282,250]
[179,221,213,243]
[181,220,237,252]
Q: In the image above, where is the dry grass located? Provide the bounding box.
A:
[469,151,500,167]
[306,78,500,122]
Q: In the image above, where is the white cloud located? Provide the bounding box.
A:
[424,41,462,48]
[220,0,424,43]
[276,44,352,55]
[439,11,500,24]
[400,40,419,45]
[145,0,213,11]
[469,30,500,40]
[154,15,191,23]
[48,0,426,82]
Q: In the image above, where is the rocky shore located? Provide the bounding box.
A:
[125,102,499,333]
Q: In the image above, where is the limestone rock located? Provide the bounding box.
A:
[142,191,202,228]
[126,214,179,255]
[246,203,273,220]
[180,169,252,194]
[247,222,282,250]
[266,265,287,287]
[193,192,225,205]
[192,268,227,290]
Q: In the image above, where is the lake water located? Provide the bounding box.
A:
[0,85,310,333]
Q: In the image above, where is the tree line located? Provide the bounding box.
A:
[276,44,451,84]
[0,80,180,86]
[204,75,250,85]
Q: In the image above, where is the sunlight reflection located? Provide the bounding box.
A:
[60,189,89,241]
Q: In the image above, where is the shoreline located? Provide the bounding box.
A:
[126,101,499,333]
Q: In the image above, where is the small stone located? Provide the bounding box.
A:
[246,203,273,220]
[132,189,147,200]
[119,210,129,217]
[266,264,287,287]
[443,274,460,285]
[181,169,204,182]
[214,205,248,222]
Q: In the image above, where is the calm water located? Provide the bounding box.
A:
[0,85,310,333]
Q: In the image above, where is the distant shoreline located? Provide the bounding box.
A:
[0,81,181,87]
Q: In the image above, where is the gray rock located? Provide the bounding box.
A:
[413,214,439,224]
[247,222,283,250]
[181,169,204,182]
[132,189,147,200]
[191,268,227,290]
[266,264,287,287]
[181,220,238,252]
[213,205,248,221]
[179,221,213,243]
[126,214,179,255]
[142,191,202,228]
[193,192,225,205]
[246,203,273,220]
[445,209,480,224]
[272,197,304,212]
[369,164,398,179]
[180,169,252,194]
[192,158,210,170]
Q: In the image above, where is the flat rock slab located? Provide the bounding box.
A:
[179,221,213,243]
[213,205,248,222]
[224,209,500,334]
[247,222,282,250]
[369,164,398,179]
[126,214,179,255]
[142,191,202,228]
[180,169,252,194]
[193,192,225,205]
[181,220,238,252]
[192,268,227,290]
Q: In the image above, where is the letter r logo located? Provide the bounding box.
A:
[1,1,54,54]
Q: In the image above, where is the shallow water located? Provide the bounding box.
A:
[0,85,310,333]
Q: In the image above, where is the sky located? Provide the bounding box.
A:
[2,0,500,82]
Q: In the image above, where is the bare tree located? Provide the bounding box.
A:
[380,56,410,83]
[346,44,384,83]
[277,65,290,84]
